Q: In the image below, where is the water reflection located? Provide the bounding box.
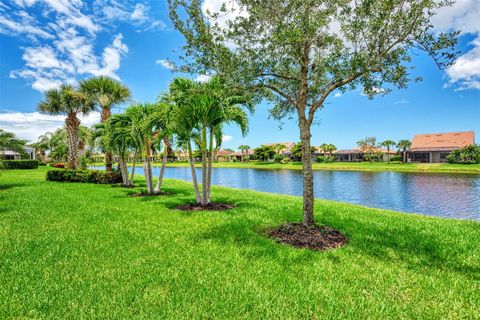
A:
[94,166,480,220]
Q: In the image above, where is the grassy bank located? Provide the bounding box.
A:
[1,168,479,318]
[157,161,480,174]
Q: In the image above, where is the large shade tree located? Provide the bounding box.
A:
[38,85,95,169]
[80,76,131,171]
[169,0,458,226]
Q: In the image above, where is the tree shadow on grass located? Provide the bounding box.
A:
[320,213,480,279]
[0,183,26,190]
[193,218,320,264]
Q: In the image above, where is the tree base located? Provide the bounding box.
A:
[175,202,235,211]
[267,222,347,251]
[128,191,172,197]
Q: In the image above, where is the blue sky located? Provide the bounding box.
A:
[0,0,479,149]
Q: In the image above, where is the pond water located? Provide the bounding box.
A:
[94,166,480,220]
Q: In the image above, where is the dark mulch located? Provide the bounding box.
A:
[175,202,236,211]
[128,191,172,197]
[267,222,347,251]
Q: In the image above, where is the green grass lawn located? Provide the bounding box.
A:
[1,168,479,319]
[159,161,480,174]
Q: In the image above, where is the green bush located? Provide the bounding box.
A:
[316,155,335,163]
[447,145,480,164]
[273,154,284,163]
[391,155,401,162]
[46,169,122,184]
[0,160,39,169]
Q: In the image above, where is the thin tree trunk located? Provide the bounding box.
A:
[155,142,168,193]
[100,108,113,171]
[201,128,208,205]
[299,117,315,226]
[119,153,129,186]
[130,154,136,186]
[188,142,202,203]
[144,142,154,194]
[206,129,214,203]
[65,113,80,169]
[387,146,390,164]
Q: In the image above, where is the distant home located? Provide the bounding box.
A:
[0,146,35,160]
[231,149,253,161]
[215,149,234,162]
[264,142,296,157]
[409,131,475,163]
[334,148,396,162]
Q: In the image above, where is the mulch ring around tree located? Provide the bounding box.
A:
[128,191,173,197]
[175,202,236,211]
[267,222,347,251]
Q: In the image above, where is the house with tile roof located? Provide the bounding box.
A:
[409,131,475,163]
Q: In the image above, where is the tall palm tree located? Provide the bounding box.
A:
[320,143,337,157]
[381,140,396,164]
[397,139,412,163]
[238,144,250,162]
[38,85,95,169]
[80,76,131,171]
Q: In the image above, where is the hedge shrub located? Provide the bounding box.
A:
[0,160,39,169]
[447,145,480,164]
[46,169,122,184]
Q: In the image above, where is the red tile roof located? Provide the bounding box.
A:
[410,131,475,152]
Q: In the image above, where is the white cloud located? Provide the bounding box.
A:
[333,92,341,98]
[394,99,409,105]
[0,111,101,142]
[431,0,480,90]
[201,0,247,29]
[156,59,174,70]
[131,3,148,22]
[223,135,233,143]
[195,74,211,82]
[2,0,166,92]
[446,35,480,90]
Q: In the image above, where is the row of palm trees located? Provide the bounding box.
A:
[38,76,252,205]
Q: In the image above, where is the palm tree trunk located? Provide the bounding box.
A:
[101,108,113,171]
[119,153,129,186]
[155,141,168,193]
[201,128,208,205]
[65,113,80,169]
[387,146,390,164]
[144,142,154,194]
[130,153,136,185]
[207,129,214,203]
[188,142,202,203]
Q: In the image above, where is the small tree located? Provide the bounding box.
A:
[397,139,412,163]
[380,140,396,164]
[238,144,251,162]
[169,0,458,226]
[273,143,286,155]
[254,145,276,162]
[291,142,316,161]
[357,137,378,163]
[0,129,27,159]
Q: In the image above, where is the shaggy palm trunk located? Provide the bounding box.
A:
[101,108,113,171]
[154,142,168,193]
[387,146,390,164]
[201,128,208,205]
[65,113,80,169]
[143,142,154,194]
[403,149,407,163]
[206,129,214,202]
[299,116,315,226]
[188,142,202,203]
[129,153,136,186]
[118,153,129,186]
